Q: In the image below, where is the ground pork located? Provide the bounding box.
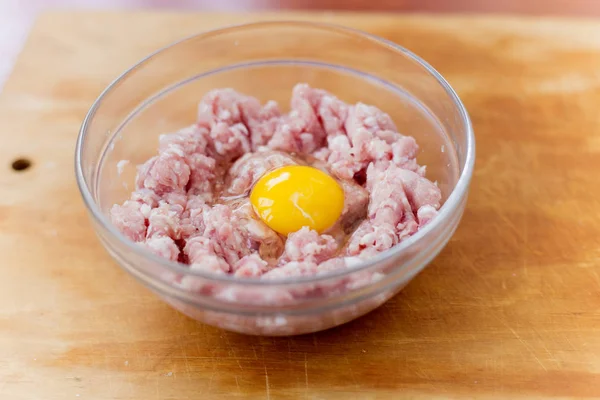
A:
[229,199,285,261]
[279,227,338,265]
[184,236,231,274]
[110,200,147,242]
[232,254,270,278]
[338,179,370,232]
[197,88,282,152]
[146,202,186,240]
[111,84,442,281]
[225,150,298,196]
[144,236,180,262]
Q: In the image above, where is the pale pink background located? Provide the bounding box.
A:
[1,0,599,90]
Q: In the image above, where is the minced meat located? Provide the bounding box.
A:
[110,84,441,279]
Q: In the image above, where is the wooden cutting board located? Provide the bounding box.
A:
[1,11,600,399]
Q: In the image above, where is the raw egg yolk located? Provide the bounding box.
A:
[250,165,345,236]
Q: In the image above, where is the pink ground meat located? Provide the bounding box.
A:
[225,151,297,196]
[110,84,442,281]
[279,227,338,265]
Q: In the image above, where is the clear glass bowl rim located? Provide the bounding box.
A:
[74,20,475,286]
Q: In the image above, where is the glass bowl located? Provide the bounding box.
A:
[75,21,475,336]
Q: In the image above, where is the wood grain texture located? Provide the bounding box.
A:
[1,11,600,399]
